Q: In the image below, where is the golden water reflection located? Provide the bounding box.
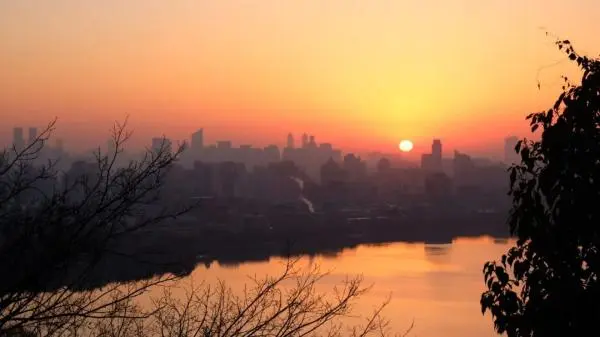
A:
[148,236,512,337]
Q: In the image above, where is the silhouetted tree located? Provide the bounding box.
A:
[481,40,600,336]
[88,260,409,337]
[0,119,189,335]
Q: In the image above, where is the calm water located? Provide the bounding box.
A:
[152,236,511,337]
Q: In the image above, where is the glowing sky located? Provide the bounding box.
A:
[1,1,599,156]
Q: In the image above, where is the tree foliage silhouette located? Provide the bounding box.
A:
[481,40,600,336]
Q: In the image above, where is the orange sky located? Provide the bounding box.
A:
[1,0,599,157]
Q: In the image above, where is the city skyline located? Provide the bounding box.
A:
[4,123,517,163]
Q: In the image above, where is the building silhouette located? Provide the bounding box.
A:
[453,150,475,187]
[343,153,367,182]
[286,133,295,149]
[301,133,309,148]
[192,129,204,150]
[321,158,345,185]
[308,135,317,149]
[421,139,443,172]
[216,141,232,149]
[13,127,24,151]
[28,127,38,146]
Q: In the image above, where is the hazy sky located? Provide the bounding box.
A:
[1,1,599,156]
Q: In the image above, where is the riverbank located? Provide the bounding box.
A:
[80,207,510,289]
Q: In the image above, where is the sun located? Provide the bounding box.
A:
[399,140,414,152]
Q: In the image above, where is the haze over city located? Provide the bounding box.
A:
[2,1,599,157]
[2,2,600,337]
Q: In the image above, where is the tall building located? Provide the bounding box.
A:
[28,127,38,145]
[453,150,475,186]
[308,135,317,149]
[504,136,520,165]
[301,133,309,148]
[422,139,443,172]
[13,127,24,150]
[286,133,295,149]
[191,129,204,150]
[432,139,442,160]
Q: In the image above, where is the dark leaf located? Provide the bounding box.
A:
[515,140,523,153]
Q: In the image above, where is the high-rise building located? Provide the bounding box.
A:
[191,129,204,150]
[13,127,24,150]
[28,127,38,145]
[504,136,520,165]
[421,139,443,172]
[308,135,317,148]
[453,150,475,186]
[286,133,295,149]
[432,139,442,160]
[302,133,309,148]
[431,139,443,172]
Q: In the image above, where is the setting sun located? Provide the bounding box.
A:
[399,140,414,152]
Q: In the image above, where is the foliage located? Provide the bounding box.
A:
[481,40,600,336]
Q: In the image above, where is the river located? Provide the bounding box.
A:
[146,236,511,337]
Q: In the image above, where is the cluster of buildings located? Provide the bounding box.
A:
[7,125,521,208]
[11,126,67,155]
[8,126,69,172]
[156,129,344,182]
[11,127,39,152]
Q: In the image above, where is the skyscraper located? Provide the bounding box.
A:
[191,129,204,150]
[13,127,24,150]
[28,127,38,145]
[286,133,295,149]
[432,139,442,160]
[308,135,317,148]
[421,139,443,172]
[431,139,443,171]
[302,133,309,148]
